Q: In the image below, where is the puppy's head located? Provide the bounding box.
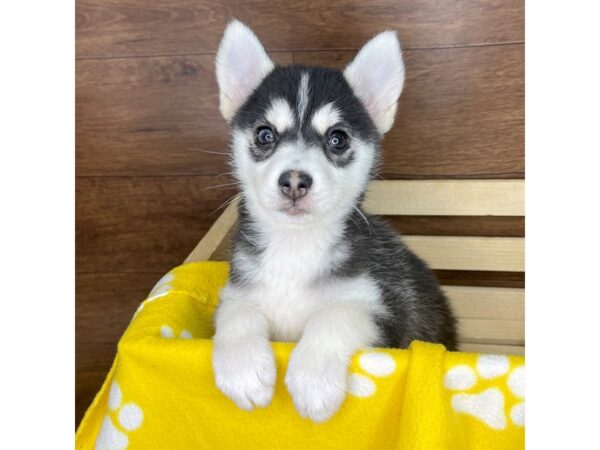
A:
[216,20,404,225]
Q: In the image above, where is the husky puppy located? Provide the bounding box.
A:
[211,20,457,422]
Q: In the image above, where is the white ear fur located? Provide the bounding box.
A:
[344,31,405,135]
[216,20,275,121]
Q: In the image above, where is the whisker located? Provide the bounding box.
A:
[189,148,229,156]
[211,193,241,216]
[347,213,361,231]
[215,171,236,178]
[200,182,240,192]
[354,206,373,238]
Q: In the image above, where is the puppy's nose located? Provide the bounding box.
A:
[278,170,313,200]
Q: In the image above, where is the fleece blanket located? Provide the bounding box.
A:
[76,261,525,450]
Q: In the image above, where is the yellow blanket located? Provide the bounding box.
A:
[76,262,525,450]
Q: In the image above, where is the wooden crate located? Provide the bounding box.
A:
[185,180,525,355]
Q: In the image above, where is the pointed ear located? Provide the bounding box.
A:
[344,31,405,135]
[216,20,275,122]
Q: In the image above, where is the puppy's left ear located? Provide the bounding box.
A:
[216,20,275,122]
[344,31,405,135]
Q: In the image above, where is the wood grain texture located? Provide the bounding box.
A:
[434,270,524,288]
[459,319,524,345]
[295,45,524,179]
[76,53,292,176]
[76,272,164,424]
[459,343,524,355]
[76,0,524,58]
[77,45,523,178]
[185,198,239,262]
[403,236,524,272]
[76,176,235,272]
[387,216,524,237]
[444,286,524,320]
[364,180,524,216]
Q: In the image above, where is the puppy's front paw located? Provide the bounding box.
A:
[212,339,276,410]
[285,347,348,423]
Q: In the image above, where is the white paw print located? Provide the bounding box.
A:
[159,325,193,339]
[95,381,144,450]
[444,354,525,430]
[347,351,397,398]
[134,272,174,316]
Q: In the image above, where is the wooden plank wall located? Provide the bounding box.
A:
[76,0,524,425]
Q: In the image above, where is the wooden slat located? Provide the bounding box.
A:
[435,270,524,289]
[295,45,524,179]
[185,200,239,263]
[444,286,524,320]
[459,319,524,345]
[364,180,524,216]
[459,343,524,356]
[210,227,237,262]
[76,0,524,58]
[403,236,524,272]
[387,216,524,237]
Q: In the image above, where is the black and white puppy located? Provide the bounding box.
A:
[212,20,457,423]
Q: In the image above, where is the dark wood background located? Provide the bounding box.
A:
[76,0,524,425]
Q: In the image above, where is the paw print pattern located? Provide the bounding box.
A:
[444,354,525,430]
[507,366,525,425]
[95,381,144,450]
[160,325,193,339]
[134,272,175,317]
[347,351,397,398]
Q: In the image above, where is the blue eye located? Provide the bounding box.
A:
[326,130,349,152]
[256,127,276,146]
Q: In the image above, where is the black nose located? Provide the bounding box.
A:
[278,170,313,200]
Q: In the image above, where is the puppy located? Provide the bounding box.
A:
[211,20,457,423]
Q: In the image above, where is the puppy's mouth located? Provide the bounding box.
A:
[278,204,310,216]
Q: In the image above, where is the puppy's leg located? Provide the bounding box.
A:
[285,302,380,422]
[212,284,276,410]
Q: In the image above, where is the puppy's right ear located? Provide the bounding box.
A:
[216,20,274,122]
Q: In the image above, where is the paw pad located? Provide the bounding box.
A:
[444,354,524,430]
[95,381,144,450]
[347,351,397,398]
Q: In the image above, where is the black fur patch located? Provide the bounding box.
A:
[227,65,458,351]
[332,210,457,349]
[230,199,458,350]
[232,65,380,167]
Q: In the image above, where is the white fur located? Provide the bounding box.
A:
[297,73,310,120]
[231,127,374,227]
[344,30,405,134]
[212,296,276,410]
[216,118,379,422]
[215,237,385,420]
[216,20,274,121]
[265,98,295,133]
[212,23,391,423]
[311,102,341,135]
[214,169,386,421]
[285,301,382,422]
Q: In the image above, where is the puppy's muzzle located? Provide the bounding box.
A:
[278,170,313,201]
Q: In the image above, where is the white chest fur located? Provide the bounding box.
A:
[232,224,355,341]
